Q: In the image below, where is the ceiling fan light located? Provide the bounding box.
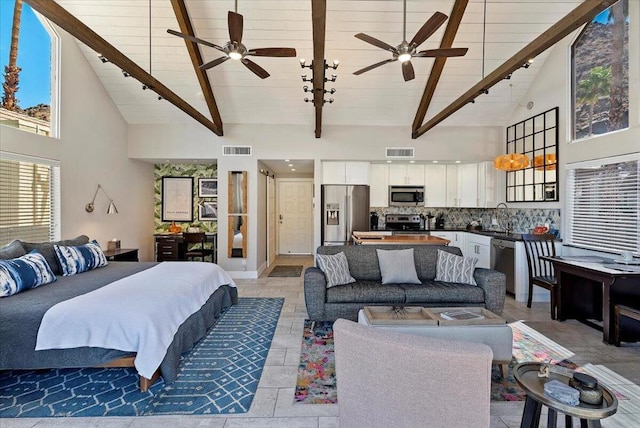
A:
[229,51,243,60]
[398,53,412,63]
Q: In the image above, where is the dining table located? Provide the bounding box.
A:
[540,255,640,344]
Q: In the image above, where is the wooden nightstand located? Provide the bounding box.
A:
[103,248,139,262]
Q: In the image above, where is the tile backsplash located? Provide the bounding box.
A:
[371,206,561,235]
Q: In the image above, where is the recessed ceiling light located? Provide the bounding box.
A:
[288,164,293,167]
[284,159,290,162]
[455,160,461,164]
[387,160,392,163]
[409,160,415,164]
[291,168,296,171]
[432,160,438,163]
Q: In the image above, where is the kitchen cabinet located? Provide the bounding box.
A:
[466,234,491,269]
[477,161,502,208]
[430,231,466,251]
[369,163,389,207]
[322,161,370,184]
[447,163,479,207]
[388,164,425,185]
[424,164,447,207]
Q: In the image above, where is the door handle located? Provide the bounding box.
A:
[279,214,283,224]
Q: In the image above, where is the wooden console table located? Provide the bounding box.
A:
[154,233,217,263]
[541,256,640,344]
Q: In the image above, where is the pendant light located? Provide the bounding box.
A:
[493,154,530,172]
[533,154,557,170]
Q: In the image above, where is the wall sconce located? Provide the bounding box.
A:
[85,184,118,214]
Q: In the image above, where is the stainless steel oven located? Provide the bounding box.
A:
[389,186,425,207]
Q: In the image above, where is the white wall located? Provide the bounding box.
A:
[128,122,503,274]
[507,3,640,256]
[0,27,155,260]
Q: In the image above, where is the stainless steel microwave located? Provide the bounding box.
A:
[389,186,425,206]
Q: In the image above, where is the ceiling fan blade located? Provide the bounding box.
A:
[415,47,469,58]
[353,58,397,75]
[241,58,270,79]
[167,29,225,52]
[402,61,415,81]
[199,56,230,71]
[228,11,243,44]
[354,33,397,53]
[409,11,447,48]
[248,47,297,57]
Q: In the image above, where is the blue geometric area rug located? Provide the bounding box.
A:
[0,297,283,417]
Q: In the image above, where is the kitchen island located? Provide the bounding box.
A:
[352,231,450,246]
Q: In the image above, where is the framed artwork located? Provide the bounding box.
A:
[198,178,218,197]
[161,176,193,222]
[199,201,218,221]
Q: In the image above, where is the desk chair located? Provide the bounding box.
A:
[183,232,214,262]
[522,233,558,319]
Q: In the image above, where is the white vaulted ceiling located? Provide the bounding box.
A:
[54,0,583,133]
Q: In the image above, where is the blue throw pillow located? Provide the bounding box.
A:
[54,240,108,276]
[0,251,57,297]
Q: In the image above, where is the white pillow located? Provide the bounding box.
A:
[316,252,356,288]
[435,250,478,285]
[376,248,421,285]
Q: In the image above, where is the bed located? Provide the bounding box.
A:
[0,239,238,392]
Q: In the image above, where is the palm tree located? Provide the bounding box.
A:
[577,66,611,136]
[607,0,628,131]
[2,0,23,111]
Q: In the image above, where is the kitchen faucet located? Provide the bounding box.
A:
[496,203,511,234]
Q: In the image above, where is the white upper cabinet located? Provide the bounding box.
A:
[322,161,370,185]
[477,161,501,208]
[457,163,479,207]
[388,164,425,185]
[446,164,459,207]
[369,164,389,207]
[424,164,447,207]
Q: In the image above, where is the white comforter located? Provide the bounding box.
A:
[35,262,236,379]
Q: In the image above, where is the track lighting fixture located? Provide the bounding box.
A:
[480,89,489,95]
[142,84,151,90]
[326,60,339,70]
[304,98,311,103]
[325,74,337,83]
[469,99,476,104]
[157,95,163,100]
[325,88,336,94]
[303,86,312,93]
[98,54,109,63]
[301,74,313,82]
[323,98,334,104]
[504,73,512,80]
[122,70,131,77]
[301,59,338,106]
[522,58,534,69]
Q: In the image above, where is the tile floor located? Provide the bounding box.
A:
[2,255,639,427]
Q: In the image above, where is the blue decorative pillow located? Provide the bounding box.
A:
[54,240,108,276]
[0,251,57,297]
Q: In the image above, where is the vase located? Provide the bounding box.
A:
[168,221,182,233]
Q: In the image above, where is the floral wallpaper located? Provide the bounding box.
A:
[154,164,218,233]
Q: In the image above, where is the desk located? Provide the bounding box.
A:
[541,256,640,344]
[154,233,217,263]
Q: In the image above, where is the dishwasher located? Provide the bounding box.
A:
[491,238,516,295]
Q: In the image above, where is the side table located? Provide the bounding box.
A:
[103,248,139,262]
[513,362,617,428]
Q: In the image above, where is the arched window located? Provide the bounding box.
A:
[571,0,629,141]
[0,0,59,137]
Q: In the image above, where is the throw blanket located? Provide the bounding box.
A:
[36,262,236,379]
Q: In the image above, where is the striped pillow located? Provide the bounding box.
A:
[0,251,57,297]
[316,252,356,288]
[435,249,478,286]
[54,240,108,276]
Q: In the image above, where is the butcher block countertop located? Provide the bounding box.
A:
[352,231,450,245]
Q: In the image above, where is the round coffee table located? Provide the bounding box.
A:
[513,362,618,428]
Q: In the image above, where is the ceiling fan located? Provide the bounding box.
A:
[353,0,468,81]
[167,8,296,79]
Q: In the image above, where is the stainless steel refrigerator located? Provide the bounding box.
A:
[321,185,370,245]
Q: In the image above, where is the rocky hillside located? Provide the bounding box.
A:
[21,104,50,122]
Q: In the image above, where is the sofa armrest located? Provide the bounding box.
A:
[473,268,506,315]
[304,267,328,320]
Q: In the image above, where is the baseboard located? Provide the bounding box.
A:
[257,261,267,277]
[228,270,259,279]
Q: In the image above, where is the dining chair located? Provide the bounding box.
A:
[183,232,214,262]
[522,233,558,319]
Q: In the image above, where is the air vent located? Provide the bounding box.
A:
[386,147,415,158]
[222,145,252,156]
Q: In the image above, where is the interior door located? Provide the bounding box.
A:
[267,176,276,267]
[278,179,313,254]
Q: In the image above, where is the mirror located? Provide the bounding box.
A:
[505,107,559,202]
[228,171,248,258]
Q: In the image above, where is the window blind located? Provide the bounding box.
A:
[566,155,639,254]
[0,153,59,246]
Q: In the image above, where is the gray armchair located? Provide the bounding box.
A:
[334,319,493,428]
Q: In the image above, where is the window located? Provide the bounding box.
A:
[566,154,639,255]
[571,0,629,141]
[0,152,60,245]
[0,0,59,137]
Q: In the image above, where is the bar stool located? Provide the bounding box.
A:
[614,304,640,346]
[522,233,558,320]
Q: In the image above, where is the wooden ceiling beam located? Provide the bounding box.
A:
[311,0,327,138]
[24,0,223,136]
[413,0,617,139]
[412,0,468,133]
[170,0,223,134]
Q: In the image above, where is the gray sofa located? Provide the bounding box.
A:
[304,244,506,321]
